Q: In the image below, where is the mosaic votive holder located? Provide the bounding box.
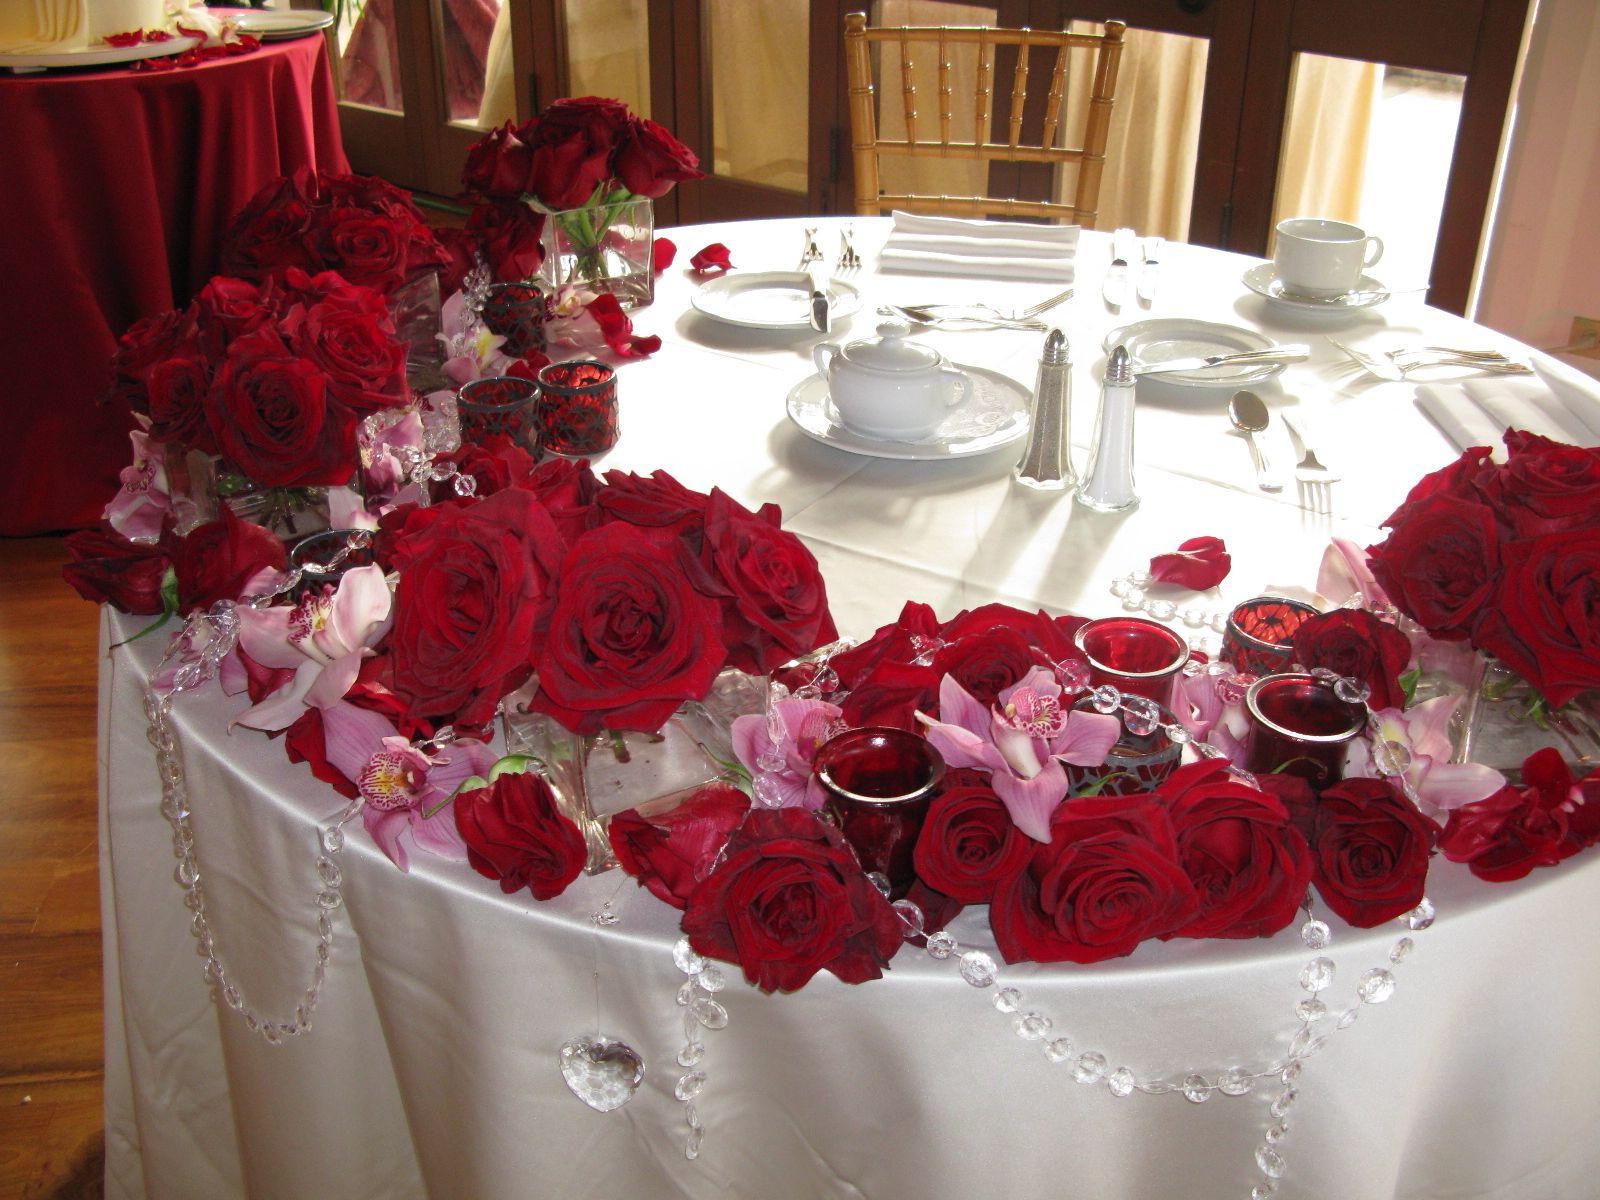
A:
[813,727,945,896]
[1064,697,1184,796]
[481,281,548,357]
[1243,673,1366,787]
[537,359,619,457]
[1221,596,1320,676]
[457,376,538,450]
[1074,616,1190,707]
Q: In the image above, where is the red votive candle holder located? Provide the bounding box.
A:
[480,281,548,357]
[813,727,945,896]
[537,359,619,457]
[1063,696,1184,796]
[1073,616,1189,706]
[457,375,538,450]
[1222,596,1320,676]
[1243,673,1366,787]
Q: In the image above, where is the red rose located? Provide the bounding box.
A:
[608,783,750,908]
[1155,760,1311,940]
[912,783,1033,903]
[698,489,838,674]
[385,488,567,728]
[1305,777,1437,928]
[596,468,709,537]
[282,292,408,414]
[1475,530,1600,708]
[219,172,315,277]
[112,306,199,412]
[931,625,1040,709]
[1149,535,1232,590]
[1368,494,1500,641]
[832,601,943,731]
[1380,445,1495,528]
[163,507,286,612]
[194,276,279,357]
[462,121,535,199]
[455,770,586,899]
[690,243,733,273]
[989,794,1198,964]
[61,524,171,614]
[613,116,702,199]
[466,199,546,283]
[437,434,539,498]
[523,97,629,210]
[516,455,602,543]
[204,327,357,487]
[307,205,410,293]
[1479,432,1600,536]
[284,708,360,800]
[682,807,903,992]
[939,603,1086,664]
[1440,749,1600,881]
[531,522,727,734]
[1291,609,1414,711]
[144,351,216,451]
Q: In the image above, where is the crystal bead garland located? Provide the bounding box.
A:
[672,937,729,1160]
[145,583,366,1044]
[1107,570,1229,652]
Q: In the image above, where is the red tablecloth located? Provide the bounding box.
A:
[0,35,347,535]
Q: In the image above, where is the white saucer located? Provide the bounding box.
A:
[1242,262,1390,312]
[0,33,199,70]
[692,271,863,330]
[1103,318,1286,387]
[785,364,1030,460]
[224,8,335,40]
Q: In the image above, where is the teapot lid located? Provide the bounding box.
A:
[840,321,941,373]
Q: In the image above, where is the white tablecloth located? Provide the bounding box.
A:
[99,218,1600,1200]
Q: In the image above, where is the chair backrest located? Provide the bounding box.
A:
[843,12,1126,227]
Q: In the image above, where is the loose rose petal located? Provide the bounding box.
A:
[585,292,660,359]
[1149,536,1231,590]
[104,29,144,46]
[652,237,677,274]
[689,243,733,274]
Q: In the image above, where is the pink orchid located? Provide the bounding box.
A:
[319,700,496,870]
[105,426,192,542]
[1345,694,1506,821]
[1317,537,1391,610]
[353,409,430,519]
[437,290,514,384]
[917,668,1122,841]
[731,697,844,810]
[1171,669,1249,763]
[230,565,393,731]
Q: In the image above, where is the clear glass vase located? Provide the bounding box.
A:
[1452,658,1600,784]
[539,195,655,310]
[181,450,332,544]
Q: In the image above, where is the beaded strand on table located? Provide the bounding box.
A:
[671,936,730,1159]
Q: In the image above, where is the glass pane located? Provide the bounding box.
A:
[338,0,404,114]
[705,0,809,193]
[435,0,508,127]
[1274,54,1465,291]
[563,0,652,119]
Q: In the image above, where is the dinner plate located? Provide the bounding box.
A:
[0,33,199,70]
[1103,318,1286,387]
[1242,262,1389,313]
[691,271,863,330]
[785,364,1030,460]
[223,8,335,40]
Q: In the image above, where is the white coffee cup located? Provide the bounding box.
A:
[1272,218,1383,297]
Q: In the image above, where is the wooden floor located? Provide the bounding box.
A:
[0,539,105,1200]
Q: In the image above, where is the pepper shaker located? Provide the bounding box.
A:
[1013,329,1075,491]
[1075,344,1139,512]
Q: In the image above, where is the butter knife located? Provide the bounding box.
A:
[1137,236,1163,307]
[806,264,830,333]
[1102,227,1136,312]
[1135,345,1310,376]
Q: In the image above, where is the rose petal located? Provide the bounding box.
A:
[1149,536,1231,590]
[689,242,733,274]
[652,237,677,273]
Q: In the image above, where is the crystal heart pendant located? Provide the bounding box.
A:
[559,1035,645,1112]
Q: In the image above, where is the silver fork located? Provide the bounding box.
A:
[1329,338,1531,382]
[1281,410,1339,516]
[799,226,822,269]
[877,304,1047,332]
[835,226,861,275]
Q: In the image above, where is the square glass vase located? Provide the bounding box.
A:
[1452,657,1600,785]
[502,668,766,874]
[177,450,332,544]
[539,196,655,311]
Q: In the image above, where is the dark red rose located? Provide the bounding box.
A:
[903,878,964,934]
[930,625,1039,709]
[531,522,727,734]
[652,237,676,273]
[698,489,838,674]
[690,242,733,273]
[989,794,1198,964]
[1291,609,1414,711]
[194,276,279,357]
[204,326,357,487]
[523,97,630,210]
[1368,494,1500,641]
[437,434,539,499]
[112,306,199,413]
[1439,749,1600,882]
[466,199,546,283]
[1474,530,1600,708]
[682,807,903,992]
[613,116,702,199]
[455,770,586,899]
[1149,535,1232,590]
[912,784,1033,902]
[307,205,410,293]
[608,783,750,909]
[284,707,360,800]
[462,121,535,199]
[1155,760,1311,940]
[1380,445,1496,528]
[385,488,567,728]
[1480,431,1600,536]
[144,351,216,451]
[831,602,943,731]
[282,292,408,413]
[61,524,171,614]
[515,455,602,543]
[163,506,286,612]
[219,172,315,277]
[596,468,709,538]
[1305,777,1437,928]
[938,603,1086,665]
[832,601,941,685]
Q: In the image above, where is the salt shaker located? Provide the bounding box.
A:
[1075,344,1138,512]
[1013,329,1075,491]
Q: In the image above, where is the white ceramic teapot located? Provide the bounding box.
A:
[812,322,969,441]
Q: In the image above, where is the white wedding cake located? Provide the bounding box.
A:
[0,0,175,53]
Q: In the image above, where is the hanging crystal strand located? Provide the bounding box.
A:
[672,937,728,1159]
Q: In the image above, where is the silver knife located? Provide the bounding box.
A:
[807,264,831,333]
[1137,236,1164,307]
[1102,226,1137,311]
[1135,345,1311,376]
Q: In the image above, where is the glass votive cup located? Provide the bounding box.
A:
[480,281,548,357]
[457,375,538,450]
[537,359,619,457]
[290,529,376,596]
[1074,616,1190,706]
[1221,596,1320,676]
[1063,696,1184,796]
[1243,673,1366,787]
[813,727,945,897]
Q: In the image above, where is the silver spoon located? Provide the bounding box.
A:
[1229,390,1282,492]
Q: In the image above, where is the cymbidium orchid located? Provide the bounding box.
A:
[731,696,844,810]
[1344,693,1505,821]
[1171,668,1249,763]
[437,290,513,384]
[917,668,1121,841]
[1317,536,1391,610]
[229,565,393,731]
[105,425,194,543]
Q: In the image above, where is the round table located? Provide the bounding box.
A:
[0,34,347,536]
[98,218,1600,1200]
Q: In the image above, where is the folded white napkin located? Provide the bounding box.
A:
[880,211,1078,282]
[1414,376,1600,456]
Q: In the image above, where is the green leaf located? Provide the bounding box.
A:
[487,754,537,783]
[1073,772,1134,797]
[111,566,179,649]
[1398,667,1421,708]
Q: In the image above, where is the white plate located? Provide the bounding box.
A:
[0,33,199,70]
[785,364,1030,460]
[224,8,334,40]
[1242,262,1390,313]
[1103,318,1286,387]
[691,271,863,330]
